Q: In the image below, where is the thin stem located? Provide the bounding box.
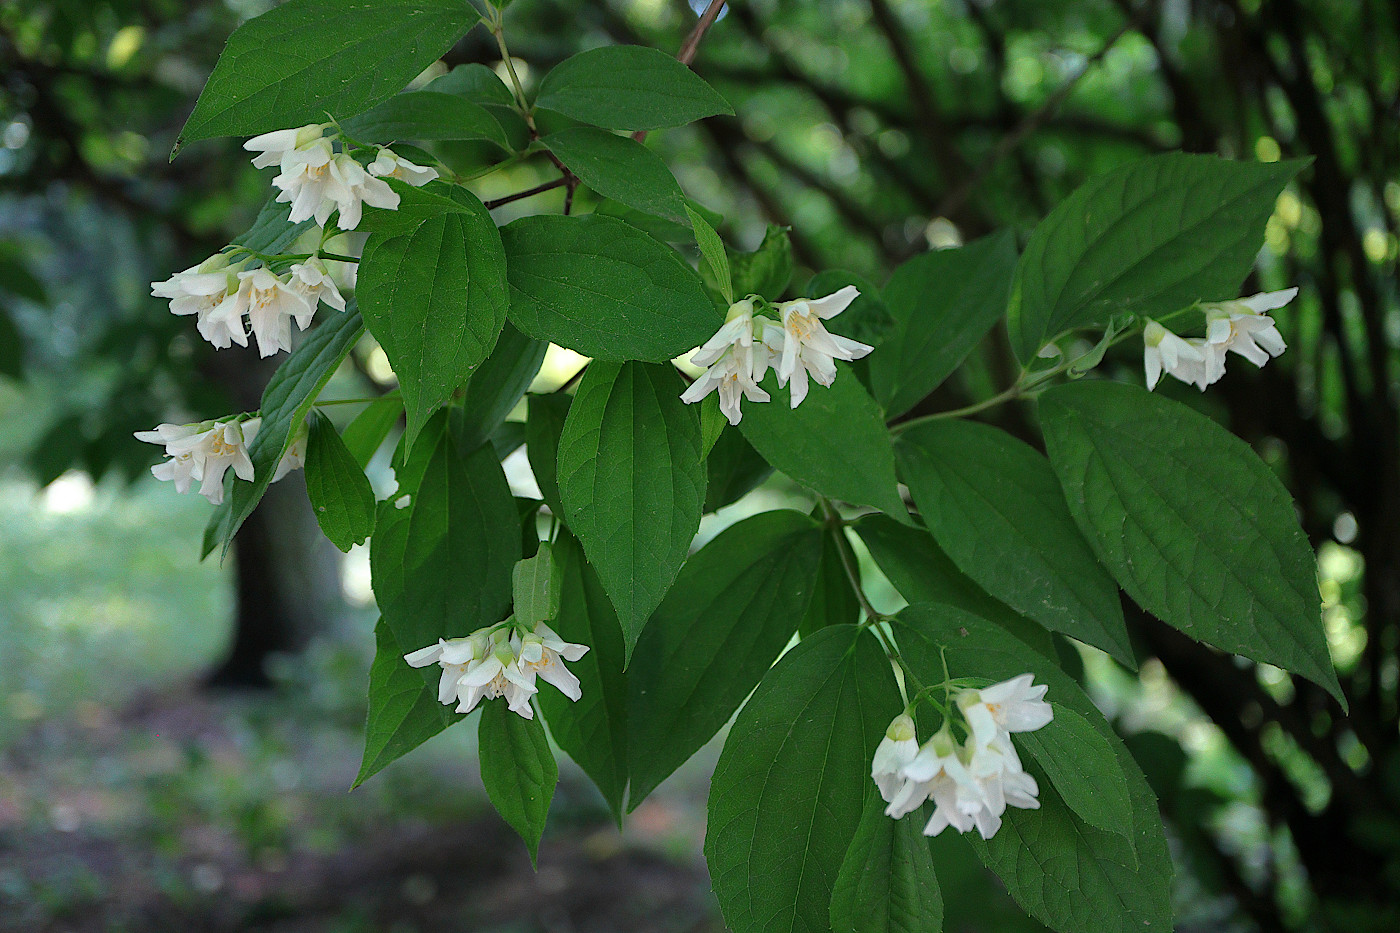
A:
[482,177,567,209]
[313,396,382,407]
[817,497,885,624]
[490,13,536,133]
[889,384,1023,434]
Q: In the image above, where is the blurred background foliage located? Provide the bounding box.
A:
[2,0,1398,930]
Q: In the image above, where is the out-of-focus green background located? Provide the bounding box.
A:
[2,0,1397,931]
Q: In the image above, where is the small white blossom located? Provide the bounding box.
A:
[1142,319,1208,391]
[404,632,492,706]
[327,152,399,230]
[135,417,256,505]
[772,285,873,407]
[225,267,313,358]
[886,725,981,836]
[681,299,774,425]
[152,253,248,350]
[963,735,1039,839]
[289,257,347,315]
[955,673,1053,747]
[272,416,309,482]
[871,713,920,804]
[368,147,439,186]
[1204,287,1294,368]
[244,123,331,170]
[271,136,341,225]
[516,622,590,701]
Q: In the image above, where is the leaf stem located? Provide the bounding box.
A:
[817,497,885,624]
[482,177,567,209]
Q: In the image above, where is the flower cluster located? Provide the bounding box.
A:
[1143,288,1295,391]
[682,286,874,424]
[873,674,1053,840]
[134,414,307,505]
[404,620,589,720]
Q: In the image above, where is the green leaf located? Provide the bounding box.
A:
[341,91,508,148]
[501,213,720,361]
[543,127,687,223]
[739,367,908,520]
[1038,380,1343,704]
[703,423,772,512]
[233,196,315,254]
[216,306,365,557]
[870,232,1017,418]
[894,606,1173,933]
[627,511,823,807]
[535,45,733,132]
[897,420,1132,665]
[359,179,473,238]
[700,395,728,458]
[340,394,402,469]
[358,186,508,451]
[478,701,557,866]
[175,0,480,150]
[557,362,705,656]
[830,792,944,933]
[370,416,519,660]
[452,322,547,453]
[353,618,458,788]
[536,531,629,819]
[688,205,733,304]
[1007,153,1305,361]
[512,542,562,627]
[705,626,902,933]
[0,308,22,380]
[731,224,793,300]
[798,526,863,637]
[525,393,571,520]
[1017,704,1134,838]
[423,63,515,105]
[855,515,1056,657]
[304,410,377,552]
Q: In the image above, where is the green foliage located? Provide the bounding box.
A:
[478,700,557,866]
[358,184,508,450]
[524,393,570,520]
[730,225,794,299]
[1039,380,1344,704]
[798,526,863,636]
[870,231,1018,418]
[830,792,944,933]
[897,419,1133,665]
[557,361,704,656]
[512,541,561,627]
[534,45,733,131]
[342,91,510,149]
[176,0,480,149]
[626,510,823,807]
[340,395,403,469]
[1016,705,1134,840]
[452,322,546,453]
[688,205,734,304]
[705,626,901,933]
[543,127,687,223]
[1007,154,1304,361]
[304,410,376,552]
[501,214,720,361]
[354,618,457,789]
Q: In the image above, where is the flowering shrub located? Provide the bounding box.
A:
[137,0,1343,930]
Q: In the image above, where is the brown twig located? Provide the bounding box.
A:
[632,0,728,143]
[482,177,567,209]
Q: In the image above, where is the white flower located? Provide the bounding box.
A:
[1142,319,1207,391]
[516,621,590,701]
[368,147,439,186]
[681,299,774,425]
[244,123,331,170]
[152,253,248,350]
[405,632,492,706]
[871,713,919,804]
[326,153,400,230]
[955,674,1053,747]
[963,735,1039,839]
[223,268,313,358]
[456,628,539,718]
[271,136,340,225]
[1204,287,1294,368]
[887,725,981,836]
[272,416,308,482]
[135,417,256,505]
[772,285,873,407]
[289,257,347,315]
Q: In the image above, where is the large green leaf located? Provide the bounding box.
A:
[703,424,772,512]
[452,322,547,453]
[211,306,364,558]
[798,526,863,637]
[534,45,733,131]
[478,701,557,866]
[525,393,571,520]
[544,127,687,223]
[341,91,508,148]
[895,606,1172,933]
[535,532,629,819]
[739,368,908,520]
[233,196,315,255]
[1039,380,1343,704]
[897,420,1132,665]
[353,618,458,789]
[424,63,515,105]
[304,410,377,552]
[557,362,705,656]
[501,213,720,361]
[830,792,943,933]
[340,394,403,469]
[870,232,1017,418]
[706,626,902,933]
[731,225,793,300]
[176,0,479,150]
[370,416,519,661]
[358,186,508,451]
[1007,154,1304,361]
[627,511,823,807]
[1016,704,1134,839]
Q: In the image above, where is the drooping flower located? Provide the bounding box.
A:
[289,257,347,316]
[272,416,309,482]
[368,147,439,186]
[326,152,399,230]
[404,632,492,706]
[135,417,256,505]
[223,267,313,358]
[886,724,981,836]
[871,712,920,804]
[681,299,775,425]
[244,123,332,170]
[151,253,249,350]
[453,628,539,718]
[962,734,1039,839]
[771,285,873,406]
[271,136,341,226]
[1142,319,1207,391]
[516,621,590,701]
[1204,287,1294,368]
[955,673,1054,747]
